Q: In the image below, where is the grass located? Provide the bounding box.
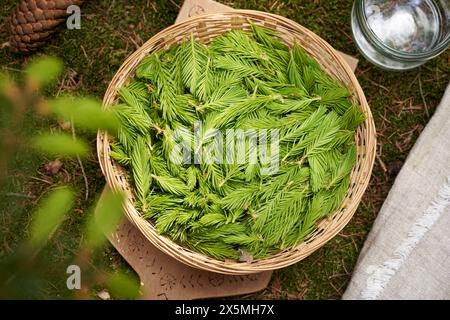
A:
[0,0,449,299]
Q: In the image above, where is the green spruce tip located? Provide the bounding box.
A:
[109,23,365,260]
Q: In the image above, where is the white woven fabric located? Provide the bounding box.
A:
[343,83,450,300]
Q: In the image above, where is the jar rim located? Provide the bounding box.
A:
[355,0,450,60]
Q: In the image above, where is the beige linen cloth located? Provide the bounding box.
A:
[343,83,450,300]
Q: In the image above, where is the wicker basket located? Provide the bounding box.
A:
[97,10,376,275]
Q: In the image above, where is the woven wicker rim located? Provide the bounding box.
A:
[97,10,376,275]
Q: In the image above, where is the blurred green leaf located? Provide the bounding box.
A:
[26,56,63,88]
[0,72,10,92]
[85,189,125,250]
[106,272,140,300]
[32,133,89,157]
[0,73,13,115]
[30,187,75,248]
[48,97,120,133]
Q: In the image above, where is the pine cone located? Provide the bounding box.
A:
[8,0,85,53]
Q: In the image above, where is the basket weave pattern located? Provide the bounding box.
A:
[97,10,376,275]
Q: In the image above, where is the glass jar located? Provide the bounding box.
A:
[351,0,450,70]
